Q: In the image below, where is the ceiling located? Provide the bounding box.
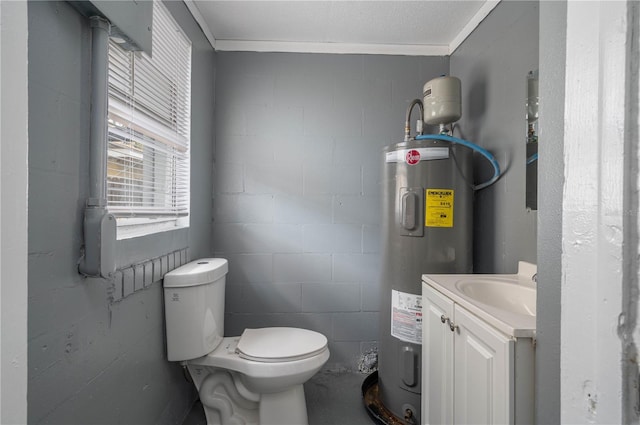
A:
[186,1,500,56]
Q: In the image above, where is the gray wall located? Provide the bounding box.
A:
[452,1,553,420]
[213,52,448,369]
[536,2,565,423]
[0,2,29,423]
[27,1,214,423]
[450,1,539,274]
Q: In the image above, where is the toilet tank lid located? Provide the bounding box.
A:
[163,258,228,288]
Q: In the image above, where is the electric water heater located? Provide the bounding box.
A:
[376,75,472,424]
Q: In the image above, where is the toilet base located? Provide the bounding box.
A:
[196,369,259,425]
[190,366,310,425]
[259,385,307,425]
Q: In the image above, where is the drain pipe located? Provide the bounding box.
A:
[78,16,116,278]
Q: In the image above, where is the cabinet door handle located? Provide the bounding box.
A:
[441,315,458,332]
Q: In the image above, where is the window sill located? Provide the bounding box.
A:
[116,216,189,240]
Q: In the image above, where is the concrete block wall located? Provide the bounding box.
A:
[27,1,214,423]
[213,52,449,369]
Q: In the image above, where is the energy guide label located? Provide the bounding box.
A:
[391,290,422,345]
[425,188,454,227]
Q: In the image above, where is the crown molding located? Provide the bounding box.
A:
[214,39,450,56]
[449,0,501,54]
[183,0,216,50]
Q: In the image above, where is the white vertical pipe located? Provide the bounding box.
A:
[88,16,110,205]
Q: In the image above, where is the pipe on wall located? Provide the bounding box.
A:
[78,16,116,278]
[88,16,110,204]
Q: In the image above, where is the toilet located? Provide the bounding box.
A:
[163,258,329,425]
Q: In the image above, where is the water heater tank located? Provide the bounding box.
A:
[423,76,461,126]
[377,138,473,424]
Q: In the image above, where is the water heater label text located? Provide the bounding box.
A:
[425,189,454,227]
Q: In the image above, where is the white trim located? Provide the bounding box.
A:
[560,1,628,423]
[449,0,501,54]
[183,0,216,50]
[116,216,190,240]
[214,39,450,56]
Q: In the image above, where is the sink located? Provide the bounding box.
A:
[423,262,537,337]
[455,278,536,317]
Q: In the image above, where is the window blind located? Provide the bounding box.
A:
[107,1,191,221]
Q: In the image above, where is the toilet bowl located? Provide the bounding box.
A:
[163,259,329,425]
[189,330,329,425]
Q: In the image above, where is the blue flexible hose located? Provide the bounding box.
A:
[415,134,501,191]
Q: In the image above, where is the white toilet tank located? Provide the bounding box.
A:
[163,258,228,361]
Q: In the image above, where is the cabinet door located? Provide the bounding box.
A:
[453,305,514,425]
[422,284,455,425]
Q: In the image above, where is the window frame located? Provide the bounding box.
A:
[106,1,192,240]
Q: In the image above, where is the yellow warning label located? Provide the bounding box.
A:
[425,189,454,227]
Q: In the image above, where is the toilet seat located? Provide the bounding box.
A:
[236,327,328,363]
[188,332,330,384]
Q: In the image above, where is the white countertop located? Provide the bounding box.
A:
[422,262,537,338]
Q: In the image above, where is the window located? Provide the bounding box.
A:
[107,1,191,239]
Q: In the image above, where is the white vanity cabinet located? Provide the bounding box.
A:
[422,282,535,425]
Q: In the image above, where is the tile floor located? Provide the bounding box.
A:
[181,371,374,425]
